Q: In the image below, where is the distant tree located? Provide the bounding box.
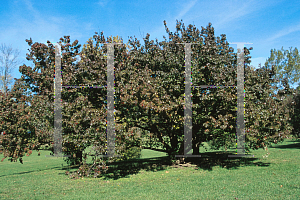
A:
[265,47,300,139]
[264,47,300,95]
[291,88,300,138]
[0,44,21,94]
[244,65,294,147]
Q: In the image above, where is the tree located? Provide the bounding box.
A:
[114,20,237,158]
[112,19,294,161]
[0,44,21,94]
[59,34,139,167]
[0,34,142,178]
[1,20,295,179]
[0,78,36,163]
[290,88,300,138]
[0,37,82,164]
[264,47,300,138]
[243,64,294,149]
[264,47,300,95]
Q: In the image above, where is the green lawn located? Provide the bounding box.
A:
[0,138,299,199]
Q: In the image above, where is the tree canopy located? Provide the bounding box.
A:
[0,20,295,179]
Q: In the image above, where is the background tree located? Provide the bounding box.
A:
[0,43,21,94]
[244,64,294,150]
[264,47,300,96]
[264,47,300,139]
[290,88,300,138]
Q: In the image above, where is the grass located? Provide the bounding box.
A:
[0,137,300,199]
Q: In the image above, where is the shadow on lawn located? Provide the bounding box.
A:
[60,151,270,180]
[269,139,300,150]
[0,162,80,178]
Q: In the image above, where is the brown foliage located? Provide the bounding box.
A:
[0,20,294,173]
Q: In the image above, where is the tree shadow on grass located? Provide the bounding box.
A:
[0,163,80,178]
[269,139,300,150]
[183,151,270,171]
[101,156,172,180]
[61,150,270,180]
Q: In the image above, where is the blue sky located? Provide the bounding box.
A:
[1,0,300,93]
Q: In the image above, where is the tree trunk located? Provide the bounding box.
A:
[75,151,83,165]
[192,143,200,155]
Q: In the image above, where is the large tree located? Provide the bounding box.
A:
[112,20,293,160]
[0,34,141,168]
[59,34,140,166]
[1,20,295,178]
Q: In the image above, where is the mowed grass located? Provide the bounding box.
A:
[0,138,300,199]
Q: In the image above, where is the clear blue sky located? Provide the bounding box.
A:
[1,0,300,94]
